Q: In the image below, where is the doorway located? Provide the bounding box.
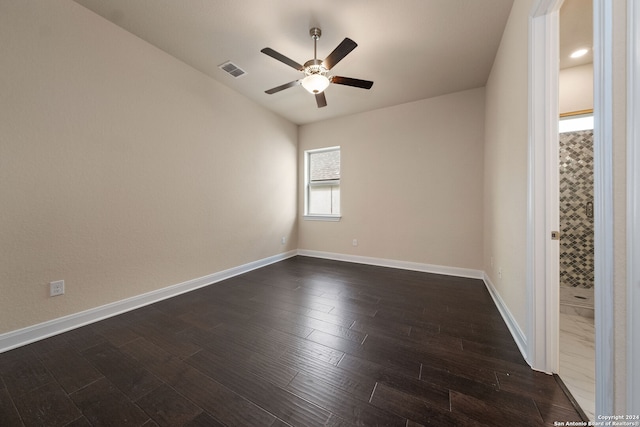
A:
[528,0,615,418]
[558,112,595,420]
[557,2,595,417]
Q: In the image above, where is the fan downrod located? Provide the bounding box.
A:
[306,27,324,71]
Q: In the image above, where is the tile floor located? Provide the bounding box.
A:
[559,310,595,421]
[560,286,594,318]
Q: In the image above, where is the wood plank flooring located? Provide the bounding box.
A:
[0,256,583,426]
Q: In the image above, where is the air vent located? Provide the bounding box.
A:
[219,61,246,78]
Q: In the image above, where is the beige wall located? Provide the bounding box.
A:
[483,0,534,331]
[298,88,485,271]
[0,0,298,334]
[559,63,594,114]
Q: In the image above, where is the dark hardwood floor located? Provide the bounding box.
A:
[0,256,582,426]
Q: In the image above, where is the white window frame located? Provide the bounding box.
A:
[304,146,341,221]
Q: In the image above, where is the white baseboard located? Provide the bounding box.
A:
[1,249,529,368]
[482,272,528,360]
[0,250,297,353]
[297,249,484,279]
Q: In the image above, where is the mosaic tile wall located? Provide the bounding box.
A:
[559,130,594,289]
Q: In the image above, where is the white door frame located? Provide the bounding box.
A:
[627,0,640,415]
[527,0,561,375]
[592,0,614,416]
[528,0,616,416]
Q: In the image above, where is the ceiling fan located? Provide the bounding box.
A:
[261,27,374,108]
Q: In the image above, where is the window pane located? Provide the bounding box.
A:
[331,186,340,214]
[308,185,340,215]
[305,147,340,217]
[310,150,340,182]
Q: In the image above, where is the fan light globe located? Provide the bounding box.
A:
[302,74,330,94]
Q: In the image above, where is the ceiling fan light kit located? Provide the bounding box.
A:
[301,73,329,94]
[261,27,373,108]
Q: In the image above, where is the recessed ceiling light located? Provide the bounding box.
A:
[570,48,589,58]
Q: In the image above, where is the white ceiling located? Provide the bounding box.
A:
[72,0,517,125]
[560,0,593,69]
[71,0,591,125]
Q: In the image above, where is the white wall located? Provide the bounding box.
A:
[483,0,534,332]
[0,0,298,334]
[559,63,594,114]
[298,88,485,271]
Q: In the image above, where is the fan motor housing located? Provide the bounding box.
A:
[303,59,327,76]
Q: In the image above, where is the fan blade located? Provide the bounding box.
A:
[315,92,327,108]
[265,80,301,94]
[323,38,358,70]
[261,48,304,71]
[331,76,374,89]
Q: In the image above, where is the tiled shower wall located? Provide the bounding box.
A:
[559,130,594,289]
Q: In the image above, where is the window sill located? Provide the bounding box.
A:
[303,215,342,222]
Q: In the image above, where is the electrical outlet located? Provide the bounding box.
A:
[281,236,286,245]
[352,238,358,246]
[50,280,64,297]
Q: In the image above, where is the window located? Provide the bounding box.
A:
[559,113,594,133]
[304,147,340,220]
